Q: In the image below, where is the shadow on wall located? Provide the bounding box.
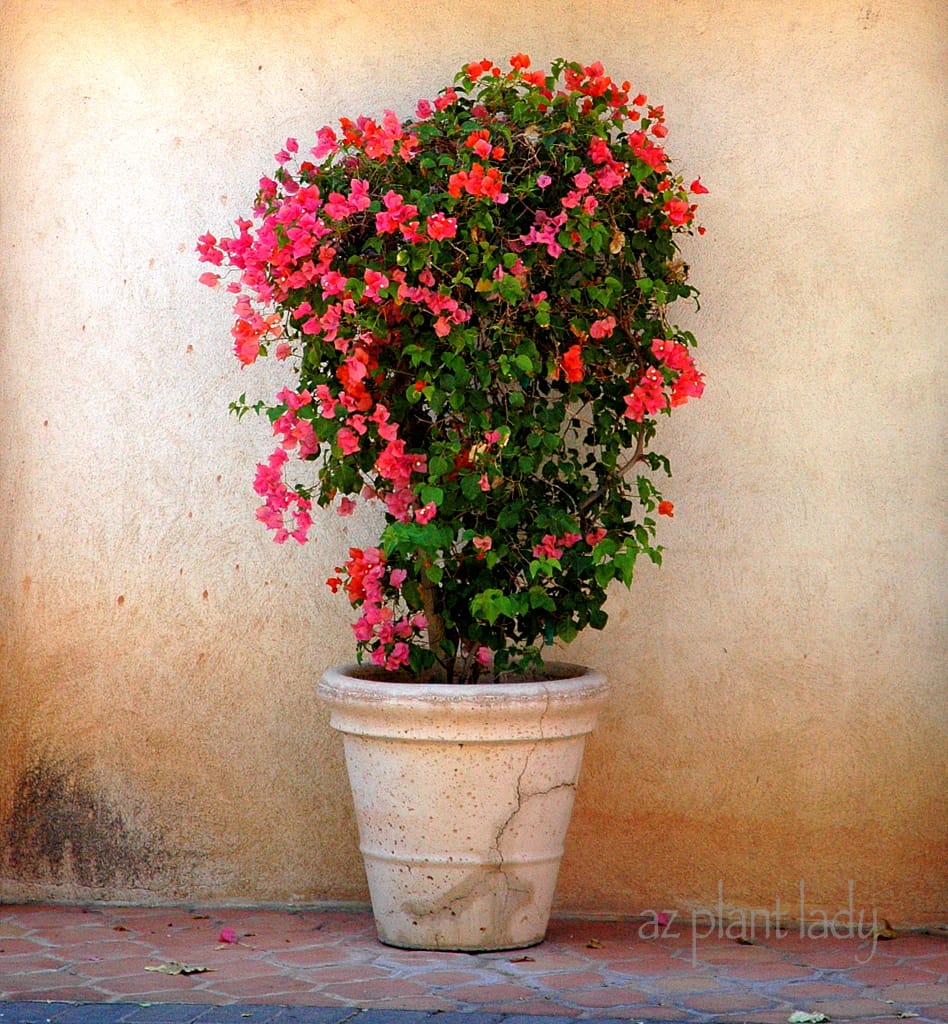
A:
[3,756,170,892]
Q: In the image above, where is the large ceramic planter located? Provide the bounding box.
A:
[317,662,609,951]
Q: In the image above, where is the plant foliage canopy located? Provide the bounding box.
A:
[198,55,707,682]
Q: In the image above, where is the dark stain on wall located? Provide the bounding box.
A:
[3,757,168,889]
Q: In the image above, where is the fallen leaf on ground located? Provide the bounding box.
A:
[509,955,535,962]
[788,1013,829,1023]
[586,938,605,948]
[873,918,898,940]
[145,961,214,976]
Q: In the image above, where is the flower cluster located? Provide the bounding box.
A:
[199,55,707,682]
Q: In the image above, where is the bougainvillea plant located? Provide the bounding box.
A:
[198,54,706,683]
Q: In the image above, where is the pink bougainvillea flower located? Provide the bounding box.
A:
[670,365,706,406]
[662,198,693,226]
[199,272,220,288]
[466,58,495,81]
[658,500,675,517]
[651,337,689,369]
[196,232,223,265]
[533,534,565,560]
[433,87,458,112]
[690,177,709,194]
[336,427,361,455]
[219,928,238,944]
[623,367,667,422]
[311,126,338,160]
[231,321,261,366]
[561,343,584,383]
[425,212,458,240]
[589,315,616,339]
[414,502,437,524]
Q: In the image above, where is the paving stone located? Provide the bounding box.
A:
[0,954,67,979]
[1,906,947,1024]
[490,1015,585,1023]
[57,1006,136,1023]
[0,942,51,958]
[811,995,922,1018]
[496,952,589,973]
[778,979,863,999]
[846,963,943,986]
[914,1008,948,1024]
[279,964,390,986]
[1,988,100,1006]
[643,974,728,994]
[485,1005,582,1018]
[680,990,780,1014]
[400,1013,504,1024]
[690,943,786,964]
[553,984,650,1007]
[431,981,541,1003]
[267,950,348,969]
[74,956,159,980]
[401,968,495,988]
[2,973,95,995]
[617,1007,694,1021]
[714,1012,806,1024]
[189,1007,288,1023]
[0,1003,50,1024]
[599,954,710,976]
[266,1010,359,1024]
[314,977,434,1003]
[115,1005,220,1023]
[879,981,948,1003]
[715,960,814,981]
[199,978,317,1000]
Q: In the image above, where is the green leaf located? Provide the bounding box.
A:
[428,455,452,478]
[471,588,512,625]
[498,274,525,304]
[425,563,444,584]
[557,619,578,644]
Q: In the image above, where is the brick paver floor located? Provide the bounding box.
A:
[0,905,945,1022]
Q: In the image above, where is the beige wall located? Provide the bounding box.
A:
[1,0,945,924]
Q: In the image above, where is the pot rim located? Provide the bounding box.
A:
[318,661,609,705]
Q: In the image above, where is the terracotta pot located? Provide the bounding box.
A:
[317,662,609,951]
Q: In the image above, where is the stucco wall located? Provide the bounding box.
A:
[1,0,945,924]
